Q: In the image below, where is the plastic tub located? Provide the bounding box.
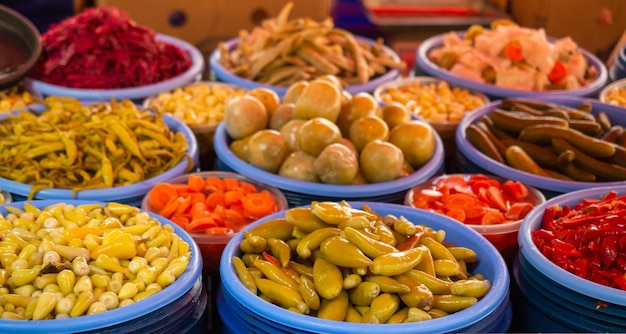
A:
[405,173,545,264]
[0,113,198,206]
[373,76,489,158]
[515,185,626,332]
[26,34,204,102]
[416,32,608,99]
[141,171,288,277]
[219,202,511,333]
[455,96,626,199]
[214,121,445,206]
[209,36,402,96]
[0,200,204,334]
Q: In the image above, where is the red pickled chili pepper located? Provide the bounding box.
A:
[601,236,619,269]
[262,252,282,267]
[551,238,582,258]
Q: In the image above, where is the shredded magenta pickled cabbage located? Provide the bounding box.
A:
[29,7,192,89]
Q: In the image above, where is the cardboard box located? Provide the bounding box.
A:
[510,0,626,62]
[96,0,332,56]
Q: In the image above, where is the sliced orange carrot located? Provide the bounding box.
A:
[189,201,209,216]
[502,180,529,201]
[224,189,245,207]
[148,183,178,211]
[159,197,182,219]
[170,215,190,228]
[443,193,476,211]
[189,192,207,206]
[223,178,240,191]
[485,186,508,212]
[206,192,225,210]
[187,174,206,193]
[223,208,246,229]
[480,210,505,225]
[417,189,444,201]
[446,208,467,223]
[243,193,276,218]
[186,216,219,232]
[435,174,466,191]
[239,181,258,194]
[465,206,489,220]
[174,195,192,216]
[204,177,225,192]
[505,202,534,221]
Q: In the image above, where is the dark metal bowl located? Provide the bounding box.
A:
[0,5,41,90]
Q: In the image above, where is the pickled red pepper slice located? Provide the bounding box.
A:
[532,190,626,290]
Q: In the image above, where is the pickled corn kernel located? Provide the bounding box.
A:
[0,85,37,113]
[604,87,626,107]
[0,202,191,320]
[146,83,247,126]
[379,80,486,123]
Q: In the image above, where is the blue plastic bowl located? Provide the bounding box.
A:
[214,122,445,206]
[0,110,198,206]
[26,34,204,102]
[416,32,608,99]
[515,186,626,332]
[219,202,510,334]
[209,36,402,96]
[455,96,626,198]
[0,200,203,334]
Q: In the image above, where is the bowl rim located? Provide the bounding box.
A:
[599,77,626,105]
[0,4,42,90]
[209,35,403,95]
[220,202,510,333]
[455,95,626,194]
[214,120,445,198]
[519,185,626,305]
[416,31,609,98]
[141,170,289,242]
[0,106,198,200]
[0,199,202,332]
[405,173,546,235]
[25,34,204,100]
[372,76,491,125]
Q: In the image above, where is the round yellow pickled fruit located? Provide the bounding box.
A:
[248,87,281,115]
[313,143,359,185]
[297,117,342,157]
[336,92,382,137]
[293,79,342,122]
[224,95,268,139]
[359,140,404,183]
[246,129,289,173]
[348,115,390,152]
[269,103,295,130]
[283,80,309,104]
[279,119,306,152]
[389,120,436,169]
[278,150,319,182]
[382,102,412,130]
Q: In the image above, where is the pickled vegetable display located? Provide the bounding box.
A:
[218,2,405,87]
[0,97,191,199]
[225,76,437,185]
[465,98,626,182]
[232,201,491,323]
[0,202,191,320]
[532,190,626,290]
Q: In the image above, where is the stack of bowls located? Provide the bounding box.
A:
[214,121,445,206]
[455,96,626,199]
[209,35,403,96]
[219,202,512,333]
[141,171,288,277]
[0,200,206,334]
[415,31,608,100]
[515,185,626,332]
